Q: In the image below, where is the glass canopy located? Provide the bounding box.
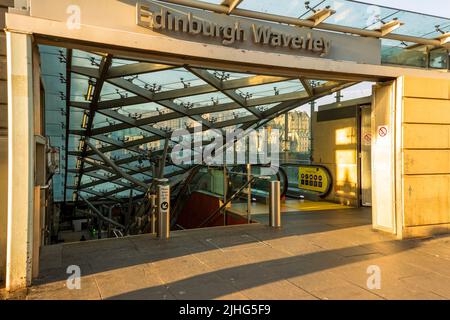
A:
[40,45,354,203]
[40,1,450,203]
[195,0,450,69]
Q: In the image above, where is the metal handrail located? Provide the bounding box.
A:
[198,176,257,228]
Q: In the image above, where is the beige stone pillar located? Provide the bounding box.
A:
[0,0,11,287]
[5,31,35,292]
[371,81,397,235]
[397,76,450,239]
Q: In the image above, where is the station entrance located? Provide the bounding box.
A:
[34,43,374,236]
[2,0,450,293]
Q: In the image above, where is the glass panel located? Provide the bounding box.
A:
[100,82,137,101]
[40,45,69,201]
[174,92,233,109]
[237,79,304,99]
[119,102,171,120]
[128,68,207,92]
[429,48,449,69]
[72,50,104,68]
[236,0,450,36]
[381,40,427,68]
[207,108,252,123]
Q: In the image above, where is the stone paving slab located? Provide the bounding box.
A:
[26,208,450,300]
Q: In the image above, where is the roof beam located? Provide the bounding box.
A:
[305,8,336,27]
[88,168,186,201]
[220,0,242,14]
[72,65,100,78]
[376,19,404,36]
[187,67,263,119]
[406,32,450,50]
[68,70,291,111]
[299,78,313,97]
[84,156,153,176]
[63,49,73,203]
[159,0,443,47]
[88,87,309,137]
[106,77,218,130]
[89,101,244,136]
[68,155,142,173]
[69,135,159,157]
[74,54,113,201]
[86,140,150,190]
[106,62,176,79]
[77,188,122,202]
[75,168,149,192]
[438,33,450,47]
[79,194,126,229]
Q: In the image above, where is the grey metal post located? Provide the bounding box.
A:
[246,163,252,223]
[269,181,281,228]
[223,165,227,226]
[156,179,170,239]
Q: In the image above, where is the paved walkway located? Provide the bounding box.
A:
[29,208,450,300]
[229,199,352,216]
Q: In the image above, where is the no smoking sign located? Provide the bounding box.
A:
[378,125,388,138]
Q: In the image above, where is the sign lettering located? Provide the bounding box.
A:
[138,3,332,57]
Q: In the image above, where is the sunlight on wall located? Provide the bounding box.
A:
[335,127,355,145]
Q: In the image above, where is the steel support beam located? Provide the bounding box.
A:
[79,195,126,229]
[63,49,73,203]
[74,54,113,200]
[86,140,150,190]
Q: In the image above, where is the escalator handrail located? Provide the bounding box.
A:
[198,176,257,228]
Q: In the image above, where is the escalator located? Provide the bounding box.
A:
[118,162,333,234]
[170,165,289,230]
[281,163,333,200]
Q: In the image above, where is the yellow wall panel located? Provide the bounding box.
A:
[403,123,450,149]
[312,116,358,204]
[403,76,450,100]
[404,150,450,175]
[403,98,450,124]
[403,175,450,227]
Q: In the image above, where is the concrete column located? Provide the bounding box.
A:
[5,31,34,292]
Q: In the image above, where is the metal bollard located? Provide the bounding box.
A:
[156,179,170,239]
[149,194,157,235]
[269,181,281,228]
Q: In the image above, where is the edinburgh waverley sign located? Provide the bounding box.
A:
[138,6,332,57]
[137,1,381,64]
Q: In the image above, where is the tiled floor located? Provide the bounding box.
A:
[28,207,450,300]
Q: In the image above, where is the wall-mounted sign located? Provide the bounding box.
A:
[137,1,381,64]
[363,132,372,146]
[378,125,388,138]
[298,165,332,196]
